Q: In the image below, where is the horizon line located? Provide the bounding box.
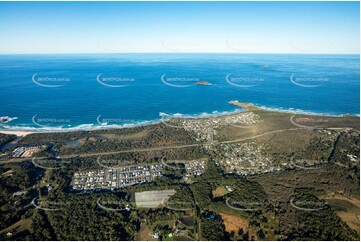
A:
[0,52,359,56]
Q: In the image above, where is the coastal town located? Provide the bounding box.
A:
[0,1,359,241]
[184,160,206,178]
[214,142,276,175]
[72,160,206,191]
[179,111,261,143]
[72,164,164,191]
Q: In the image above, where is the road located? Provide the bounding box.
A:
[1,127,351,163]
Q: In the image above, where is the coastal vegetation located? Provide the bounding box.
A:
[0,108,359,240]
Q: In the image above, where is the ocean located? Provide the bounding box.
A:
[0,53,359,131]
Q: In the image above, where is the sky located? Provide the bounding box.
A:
[0,1,359,54]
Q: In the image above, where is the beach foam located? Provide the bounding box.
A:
[0,104,359,133]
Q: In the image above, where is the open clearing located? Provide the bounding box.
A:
[135,189,176,208]
[321,194,360,234]
[135,222,154,241]
[0,218,31,236]
[220,213,249,236]
[212,186,229,197]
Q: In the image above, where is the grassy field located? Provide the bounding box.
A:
[321,194,360,234]
[0,218,31,237]
[212,186,229,197]
[135,222,154,241]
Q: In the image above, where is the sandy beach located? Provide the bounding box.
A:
[0,130,36,136]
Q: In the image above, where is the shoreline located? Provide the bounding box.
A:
[0,130,38,137]
[0,101,359,135]
[228,101,260,111]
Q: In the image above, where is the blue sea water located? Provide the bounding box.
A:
[0,53,359,131]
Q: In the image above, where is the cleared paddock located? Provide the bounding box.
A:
[135,189,176,208]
